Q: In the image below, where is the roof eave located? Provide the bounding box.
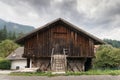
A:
[16,18,105,45]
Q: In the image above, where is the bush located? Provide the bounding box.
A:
[0,39,19,58]
[93,45,120,69]
[0,59,11,70]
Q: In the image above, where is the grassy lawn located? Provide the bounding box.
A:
[10,69,120,76]
[66,69,120,75]
[10,72,53,76]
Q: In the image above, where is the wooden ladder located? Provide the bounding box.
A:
[51,48,67,74]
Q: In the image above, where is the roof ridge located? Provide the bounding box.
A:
[16,18,105,44]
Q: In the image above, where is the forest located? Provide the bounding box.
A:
[0,25,24,42]
[104,39,120,48]
[0,26,22,58]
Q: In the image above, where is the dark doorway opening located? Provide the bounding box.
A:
[27,58,30,68]
[84,58,92,71]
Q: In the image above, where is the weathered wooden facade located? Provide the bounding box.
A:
[16,18,104,72]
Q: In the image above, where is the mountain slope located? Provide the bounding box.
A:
[0,18,35,33]
[104,39,120,48]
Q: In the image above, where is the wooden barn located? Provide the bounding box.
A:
[16,18,104,73]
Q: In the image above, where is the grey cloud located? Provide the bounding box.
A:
[0,0,51,7]
[0,0,98,25]
[0,0,120,40]
[80,0,120,31]
[25,0,52,13]
[0,0,51,14]
[1,0,120,23]
[103,0,120,17]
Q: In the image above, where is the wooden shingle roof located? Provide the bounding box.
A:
[16,18,105,44]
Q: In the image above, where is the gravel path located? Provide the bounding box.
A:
[0,70,12,74]
[0,75,120,80]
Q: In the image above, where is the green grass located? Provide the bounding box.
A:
[10,72,54,76]
[10,69,120,76]
[66,69,120,76]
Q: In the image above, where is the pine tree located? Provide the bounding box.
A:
[2,25,7,40]
[0,25,8,42]
[7,31,12,40]
[0,30,3,42]
[11,31,16,40]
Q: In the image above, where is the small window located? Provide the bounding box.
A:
[16,66,20,70]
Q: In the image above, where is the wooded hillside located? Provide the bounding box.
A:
[104,39,120,48]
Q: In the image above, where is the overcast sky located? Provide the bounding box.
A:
[0,0,120,40]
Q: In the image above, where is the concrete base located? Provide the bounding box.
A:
[13,68,39,72]
[52,71,65,74]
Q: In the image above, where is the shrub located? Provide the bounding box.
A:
[93,45,120,69]
[0,59,11,70]
[0,39,19,58]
